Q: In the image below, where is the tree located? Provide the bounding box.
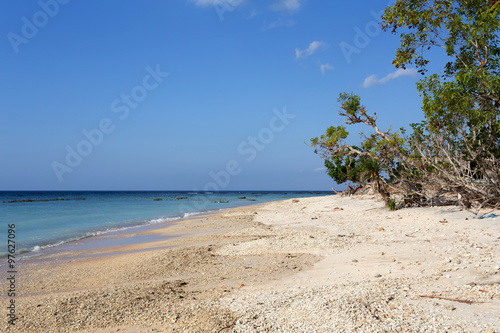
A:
[313,0,500,210]
[311,93,402,206]
[384,0,500,208]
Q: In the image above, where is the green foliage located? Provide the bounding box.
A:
[383,0,500,149]
[323,154,381,185]
[338,93,362,116]
[324,157,358,184]
[387,197,397,211]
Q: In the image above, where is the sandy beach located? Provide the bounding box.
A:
[3,194,500,332]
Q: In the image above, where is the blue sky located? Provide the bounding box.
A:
[1,0,427,191]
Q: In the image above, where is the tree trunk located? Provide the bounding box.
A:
[375,178,391,204]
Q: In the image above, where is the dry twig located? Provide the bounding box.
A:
[418,295,486,304]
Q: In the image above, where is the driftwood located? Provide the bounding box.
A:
[418,295,485,305]
[341,185,360,196]
[394,126,500,211]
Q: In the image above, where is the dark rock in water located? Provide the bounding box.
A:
[238,197,246,200]
[153,198,163,201]
[247,199,256,201]
[176,197,187,200]
[4,198,86,203]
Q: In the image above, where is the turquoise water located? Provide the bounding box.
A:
[0,191,332,257]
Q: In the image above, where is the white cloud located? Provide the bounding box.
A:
[249,9,258,18]
[313,167,326,173]
[272,0,302,12]
[362,68,418,88]
[189,0,243,7]
[262,18,296,31]
[320,63,334,74]
[295,41,326,60]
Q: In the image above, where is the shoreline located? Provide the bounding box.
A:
[13,211,217,263]
[8,202,264,262]
[3,194,500,332]
[2,191,330,259]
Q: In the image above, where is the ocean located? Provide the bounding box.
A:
[0,191,332,258]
